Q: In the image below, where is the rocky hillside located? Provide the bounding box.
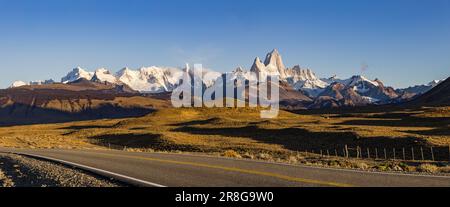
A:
[405,77,450,107]
[0,80,170,126]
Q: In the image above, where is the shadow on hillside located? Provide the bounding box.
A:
[330,110,450,137]
[171,122,450,160]
[169,118,221,127]
[403,127,450,136]
[89,133,164,148]
[290,105,407,115]
[0,102,154,127]
[60,125,117,130]
[172,124,429,150]
[338,115,449,128]
[89,133,201,151]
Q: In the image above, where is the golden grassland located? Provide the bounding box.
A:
[0,106,449,173]
[0,106,448,151]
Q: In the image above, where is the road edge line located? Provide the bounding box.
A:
[8,151,166,187]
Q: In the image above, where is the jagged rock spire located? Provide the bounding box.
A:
[264,49,286,70]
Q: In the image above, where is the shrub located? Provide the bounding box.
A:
[241,152,255,159]
[327,160,339,167]
[417,164,438,173]
[352,162,369,170]
[439,165,450,173]
[222,150,241,158]
[295,154,305,160]
[376,164,390,171]
[392,165,403,171]
[257,153,273,160]
[288,156,298,164]
[0,170,14,187]
[405,166,416,172]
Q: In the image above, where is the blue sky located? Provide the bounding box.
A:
[0,0,449,88]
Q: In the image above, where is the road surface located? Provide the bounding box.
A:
[1,147,449,187]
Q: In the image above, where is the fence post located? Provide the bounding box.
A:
[384,148,387,160]
[375,148,378,160]
[393,148,396,160]
[345,145,349,158]
[360,147,363,159]
[327,149,330,157]
[431,147,435,161]
[367,148,370,159]
[421,147,424,160]
[335,149,338,157]
[320,150,323,157]
[402,148,406,160]
[411,147,415,161]
[357,146,360,159]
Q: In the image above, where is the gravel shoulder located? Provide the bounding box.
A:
[0,153,123,187]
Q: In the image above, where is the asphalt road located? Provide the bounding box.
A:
[1,147,449,187]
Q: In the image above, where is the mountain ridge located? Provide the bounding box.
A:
[8,49,448,108]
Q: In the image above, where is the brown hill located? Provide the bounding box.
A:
[0,81,170,126]
[278,81,312,109]
[406,77,450,107]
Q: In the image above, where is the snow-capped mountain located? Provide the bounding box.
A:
[6,49,447,109]
[61,67,94,83]
[249,49,328,97]
[9,79,55,88]
[396,79,445,97]
[222,67,257,84]
[341,75,380,89]
[10,81,28,88]
[321,75,341,85]
[285,66,328,97]
[117,66,183,93]
[309,82,369,108]
[201,69,222,88]
[91,68,118,84]
[314,75,400,107]
[58,65,220,93]
[405,77,450,107]
[58,66,186,93]
[429,79,444,87]
[30,79,55,85]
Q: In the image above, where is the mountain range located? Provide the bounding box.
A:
[7,49,448,109]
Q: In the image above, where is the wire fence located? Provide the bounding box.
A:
[303,145,450,162]
[96,141,450,162]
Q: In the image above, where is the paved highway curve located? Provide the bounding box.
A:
[1,147,449,187]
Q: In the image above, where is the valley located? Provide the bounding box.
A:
[1,49,449,182]
[1,105,449,174]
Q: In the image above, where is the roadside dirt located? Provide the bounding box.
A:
[0,153,123,187]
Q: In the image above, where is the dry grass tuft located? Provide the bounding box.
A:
[0,169,14,187]
[438,165,450,173]
[417,164,439,173]
[257,153,273,161]
[241,153,255,159]
[288,156,299,164]
[351,161,370,170]
[222,150,241,158]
